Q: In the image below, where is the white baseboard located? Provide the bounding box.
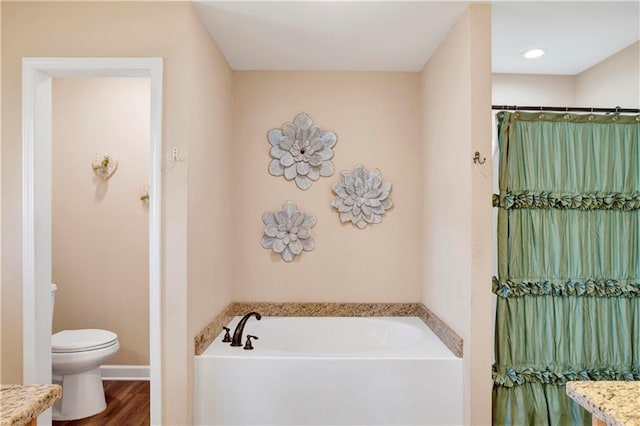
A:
[100,365,150,381]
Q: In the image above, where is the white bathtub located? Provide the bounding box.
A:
[194,316,462,425]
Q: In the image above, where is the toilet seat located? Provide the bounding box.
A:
[53,329,118,353]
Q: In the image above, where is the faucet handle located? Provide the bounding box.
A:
[222,326,231,343]
[244,335,258,350]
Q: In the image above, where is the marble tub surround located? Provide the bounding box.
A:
[194,306,236,356]
[414,306,463,358]
[194,302,463,358]
[0,384,61,426]
[566,381,640,426]
[228,302,424,317]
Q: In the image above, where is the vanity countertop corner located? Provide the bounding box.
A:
[566,381,640,426]
[0,384,62,426]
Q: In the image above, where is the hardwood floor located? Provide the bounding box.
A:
[53,381,149,426]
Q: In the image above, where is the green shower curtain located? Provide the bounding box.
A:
[492,111,640,425]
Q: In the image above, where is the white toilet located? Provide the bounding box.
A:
[50,284,120,421]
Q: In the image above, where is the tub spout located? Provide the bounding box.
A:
[230,312,261,347]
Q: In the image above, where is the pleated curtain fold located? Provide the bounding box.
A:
[492,111,640,425]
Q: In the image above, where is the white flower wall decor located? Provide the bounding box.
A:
[261,201,317,262]
[331,165,393,229]
[267,112,337,190]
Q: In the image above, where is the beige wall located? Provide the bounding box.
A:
[2,0,185,389]
[232,71,422,303]
[184,5,234,425]
[51,77,149,366]
[493,41,639,109]
[2,2,498,424]
[420,5,493,425]
[186,4,234,342]
[1,3,233,424]
[493,73,576,106]
[576,41,640,108]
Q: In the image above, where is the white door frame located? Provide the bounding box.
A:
[22,57,163,426]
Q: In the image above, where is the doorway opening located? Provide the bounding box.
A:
[22,58,163,425]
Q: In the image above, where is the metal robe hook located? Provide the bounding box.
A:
[473,151,486,165]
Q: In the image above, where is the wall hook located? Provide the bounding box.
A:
[140,185,149,205]
[473,151,486,165]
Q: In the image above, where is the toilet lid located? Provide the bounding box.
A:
[52,329,118,353]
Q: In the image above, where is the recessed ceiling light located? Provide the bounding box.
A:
[522,48,546,59]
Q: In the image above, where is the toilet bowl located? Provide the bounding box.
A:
[51,329,119,420]
[51,284,120,421]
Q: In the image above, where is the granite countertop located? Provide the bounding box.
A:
[566,381,640,426]
[0,384,62,426]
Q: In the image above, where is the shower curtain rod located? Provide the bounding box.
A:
[492,105,640,114]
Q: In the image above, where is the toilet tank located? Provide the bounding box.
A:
[51,283,58,324]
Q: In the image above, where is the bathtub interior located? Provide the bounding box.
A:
[202,316,458,358]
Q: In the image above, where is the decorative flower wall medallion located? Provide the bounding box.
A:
[261,201,317,262]
[267,113,337,190]
[331,165,393,229]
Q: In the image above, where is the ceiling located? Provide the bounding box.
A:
[492,2,639,74]
[194,1,640,75]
